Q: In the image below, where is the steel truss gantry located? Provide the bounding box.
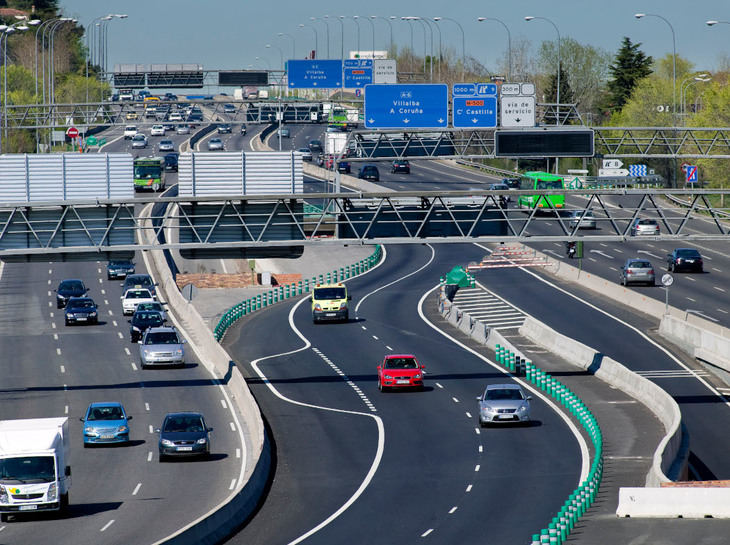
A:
[0,189,727,258]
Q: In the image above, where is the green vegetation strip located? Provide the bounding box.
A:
[492,345,603,545]
[214,245,382,341]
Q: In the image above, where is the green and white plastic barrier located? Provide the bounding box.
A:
[494,343,604,545]
[214,245,383,341]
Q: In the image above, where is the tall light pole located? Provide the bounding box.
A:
[35,18,61,102]
[350,16,362,57]
[433,16,465,80]
[425,18,442,81]
[298,23,318,58]
[311,17,330,58]
[635,13,677,123]
[478,17,512,82]
[681,75,710,117]
[402,17,427,75]
[525,16,561,124]
[370,16,394,57]
[278,32,295,60]
[266,43,284,97]
[358,15,375,58]
[49,18,76,108]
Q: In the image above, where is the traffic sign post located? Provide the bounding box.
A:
[364,84,448,129]
[287,60,342,89]
[661,273,673,314]
[452,83,497,128]
[344,59,373,88]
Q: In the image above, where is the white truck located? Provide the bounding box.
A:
[0,418,71,521]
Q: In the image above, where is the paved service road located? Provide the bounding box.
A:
[222,243,584,545]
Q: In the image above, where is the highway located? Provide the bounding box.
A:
[221,243,583,545]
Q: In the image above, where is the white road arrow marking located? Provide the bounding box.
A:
[590,249,614,259]
[637,249,663,259]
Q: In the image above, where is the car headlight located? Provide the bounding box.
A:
[142,349,150,356]
[118,426,128,433]
[0,485,7,502]
[413,373,422,379]
[383,374,393,380]
[84,426,97,436]
[161,439,174,447]
[518,403,529,412]
[89,311,97,317]
[174,349,183,356]
[339,302,348,309]
[196,438,207,444]
[314,303,322,311]
[47,482,57,501]
[65,312,73,318]
[132,326,140,331]
[481,405,495,413]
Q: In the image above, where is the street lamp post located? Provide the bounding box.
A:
[266,43,285,97]
[635,13,677,122]
[359,15,375,58]
[2,23,30,150]
[425,18,442,81]
[433,16,465,81]
[370,16,394,57]
[278,32,295,59]
[478,17,512,81]
[298,23,318,58]
[525,16,561,124]
[311,17,330,58]
[350,16,362,57]
[681,75,710,117]
[402,17,428,76]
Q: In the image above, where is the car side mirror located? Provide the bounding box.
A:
[347,295,352,301]
[79,417,85,422]
[182,340,187,344]
[526,396,533,401]
[476,396,482,401]
[420,365,425,370]
[127,415,133,420]
[120,296,124,299]
[207,427,214,432]
[377,365,381,370]
[155,428,161,433]
[65,466,71,477]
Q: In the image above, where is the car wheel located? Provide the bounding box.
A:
[60,492,69,512]
[107,275,112,280]
[479,420,487,428]
[621,276,627,286]
[343,312,349,323]
[1,513,9,522]
[65,319,69,326]
[158,453,166,463]
[668,263,673,272]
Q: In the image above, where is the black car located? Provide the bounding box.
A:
[667,248,704,273]
[64,297,98,325]
[337,161,351,174]
[240,124,247,135]
[502,177,522,189]
[122,273,156,298]
[56,279,88,308]
[107,260,135,280]
[217,123,232,134]
[391,160,411,174]
[129,309,165,342]
[358,165,380,181]
[309,139,323,152]
[163,92,177,101]
[164,152,179,172]
[157,412,212,461]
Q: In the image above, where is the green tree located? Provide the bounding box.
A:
[603,37,653,113]
[544,63,575,124]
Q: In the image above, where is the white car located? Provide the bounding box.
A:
[168,112,183,122]
[124,125,138,139]
[150,124,166,136]
[121,288,156,315]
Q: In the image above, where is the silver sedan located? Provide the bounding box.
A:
[139,326,186,368]
[477,383,532,426]
[207,137,224,151]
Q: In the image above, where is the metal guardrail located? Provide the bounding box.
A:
[213,245,382,341]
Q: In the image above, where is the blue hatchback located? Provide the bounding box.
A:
[81,402,132,446]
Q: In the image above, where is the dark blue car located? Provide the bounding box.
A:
[107,260,135,280]
[55,279,87,308]
[158,412,212,461]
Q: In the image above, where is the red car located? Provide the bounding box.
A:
[377,354,425,392]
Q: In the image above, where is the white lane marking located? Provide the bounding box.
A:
[418,280,591,484]
[236,448,241,459]
[588,257,597,263]
[65,405,69,414]
[609,267,618,272]
[465,412,472,418]
[147,451,153,462]
[48,301,52,307]
[63,384,67,390]
[250,295,385,545]
[100,520,115,532]
[421,529,434,538]
[435,383,443,389]
[229,422,236,432]
[60,365,65,374]
[229,479,237,490]
[113,320,118,327]
[479,445,483,453]
[686,297,696,302]
[718,309,729,314]
[713,267,722,273]
[475,428,480,435]
[131,362,138,371]
[355,245,434,313]
[361,326,367,330]
[101,289,106,295]
[145,402,150,411]
[448,507,457,514]
[220,399,228,409]
[48,279,52,285]
[685,276,696,282]
[50,312,54,318]
[385,345,393,351]
[714,286,726,292]
[475,465,480,472]
[108,310,113,316]
[372,335,379,341]
[104,299,109,305]
[56,348,61,356]
[452,397,459,403]
[48,268,52,274]
[148,425,154,434]
[132,483,141,496]
[125,347,131,356]
[53,333,58,340]
[117,332,123,339]
[47,290,51,297]
[466,484,473,492]
[51,323,56,329]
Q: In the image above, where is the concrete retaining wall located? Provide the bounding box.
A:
[617,487,730,518]
[659,314,730,373]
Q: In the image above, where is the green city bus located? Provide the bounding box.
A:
[517,171,565,211]
[328,106,348,128]
[133,157,166,192]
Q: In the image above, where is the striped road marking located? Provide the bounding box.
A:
[452,287,527,330]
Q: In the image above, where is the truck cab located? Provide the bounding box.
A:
[311,283,351,323]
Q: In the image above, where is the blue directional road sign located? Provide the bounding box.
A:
[364,84,448,129]
[452,83,498,128]
[344,59,373,88]
[686,165,698,183]
[287,60,342,89]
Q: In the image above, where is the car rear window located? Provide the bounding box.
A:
[638,219,658,225]
[629,261,652,268]
[677,249,701,257]
[88,406,124,421]
[60,280,84,291]
[127,289,152,299]
[69,299,95,309]
[164,416,204,433]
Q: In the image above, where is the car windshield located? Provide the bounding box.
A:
[59,280,84,292]
[363,167,377,173]
[629,261,652,268]
[132,135,145,140]
[163,416,204,433]
[125,126,136,131]
[146,332,180,345]
[485,388,524,401]
[68,299,94,309]
[384,357,418,369]
[134,166,159,178]
[87,406,124,421]
[127,290,152,299]
[110,261,132,268]
[313,287,346,300]
[0,456,55,483]
[536,180,563,190]
[677,249,700,257]
[160,140,172,145]
[127,276,152,287]
[134,312,163,324]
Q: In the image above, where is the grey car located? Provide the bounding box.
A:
[207,137,224,151]
[175,124,190,134]
[477,383,532,426]
[567,209,597,230]
[158,139,174,152]
[139,326,185,368]
[620,258,655,286]
[131,134,148,149]
[157,412,212,461]
[629,218,660,236]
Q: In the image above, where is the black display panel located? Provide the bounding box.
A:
[218,71,269,86]
[495,130,594,157]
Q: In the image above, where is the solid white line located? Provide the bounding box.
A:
[421,529,434,538]
[249,283,386,545]
[132,483,141,496]
[418,280,591,484]
[100,520,115,532]
[355,244,434,313]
